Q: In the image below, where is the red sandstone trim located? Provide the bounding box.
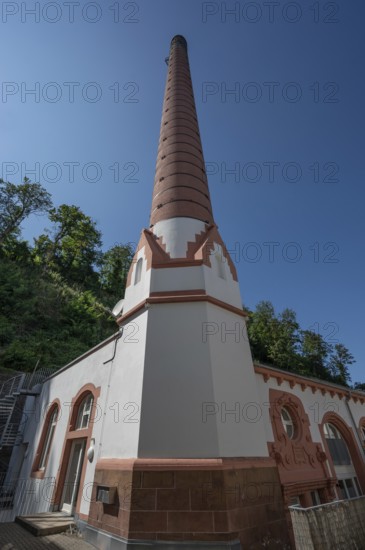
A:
[31,399,61,479]
[147,295,247,318]
[319,411,365,494]
[149,289,206,297]
[152,259,204,269]
[95,457,276,471]
[52,383,101,515]
[125,224,240,290]
[117,294,247,325]
[358,416,365,429]
[254,364,365,402]
[267,389,335,507]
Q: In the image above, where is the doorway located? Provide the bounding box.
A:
[60,439,86,515]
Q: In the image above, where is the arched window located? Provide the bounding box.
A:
[322,419,363,500]
[39,406,58,469]
[281,407,296,439]
[32,402,59,476]
[323,423,351,465]
[134,258,143,285]
[75,394,94,430]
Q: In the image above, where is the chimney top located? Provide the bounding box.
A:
[170,35,188,50]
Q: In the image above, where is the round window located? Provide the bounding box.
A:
[281,407,296,439]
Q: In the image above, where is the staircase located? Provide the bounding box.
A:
[0,368,55,450]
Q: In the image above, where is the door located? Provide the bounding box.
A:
[61,439,86,514]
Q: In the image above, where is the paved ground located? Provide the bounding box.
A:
[0,522,96,550]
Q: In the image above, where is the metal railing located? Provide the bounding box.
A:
[0,374,24,399]
[0,472,56,522]
[0,367,56,449]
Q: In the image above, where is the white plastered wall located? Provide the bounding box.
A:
[137,301,269,458]
[12,315,148,517]
[123,247,151,314]
[152,218,206,258]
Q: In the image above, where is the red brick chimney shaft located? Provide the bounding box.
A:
[150,35,214,227]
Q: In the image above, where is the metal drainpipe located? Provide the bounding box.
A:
[96,329,123,460]
[345,390,365,460]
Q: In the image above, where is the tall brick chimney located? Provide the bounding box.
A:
[150,35,214,229]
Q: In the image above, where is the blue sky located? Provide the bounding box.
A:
[1,0,364,381]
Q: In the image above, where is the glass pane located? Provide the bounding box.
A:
[354,477,362,496]
[62,442,84,507]
[326,438,351,465]
[281,408,295,438]
[345,478,357,499]
[76,395,93,429]
[338,480,347,500]
[286,424,294,438]
[134,259,142,284]
[38,410,57,469]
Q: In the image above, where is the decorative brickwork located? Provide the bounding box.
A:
[150,34,214,226]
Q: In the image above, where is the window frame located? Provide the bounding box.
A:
[281,406,296,439]
[338,477,361,500]
[324,422,352,466]
[75,393,94,430]
[134,258,143,285]
[31,401,59,478]
[38,406,58,470]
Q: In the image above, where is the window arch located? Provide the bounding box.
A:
[134,258,143,285]
[52,383,100,513]
[75,393,94,430]
[321,413,365,500]
[323,422,351,465]
[32,400,60,478]
[69,391,95,431]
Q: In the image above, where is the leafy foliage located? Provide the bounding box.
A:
[99,243,135,306]
[0,177,52,244]
[0,180,360,389]
[0,181,133,372]
[247,301,355,387]
[33,204,102,287]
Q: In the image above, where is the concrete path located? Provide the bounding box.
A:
[0,522,96,550]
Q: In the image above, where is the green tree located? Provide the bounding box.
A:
[328,343,353,386]
[33,204,102,286]
[0,178,52,245]
[299,330,332,380]
[99,243,135,302]
[247,301,276,364]
[267,308,301,370]
[0,256,115,371]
